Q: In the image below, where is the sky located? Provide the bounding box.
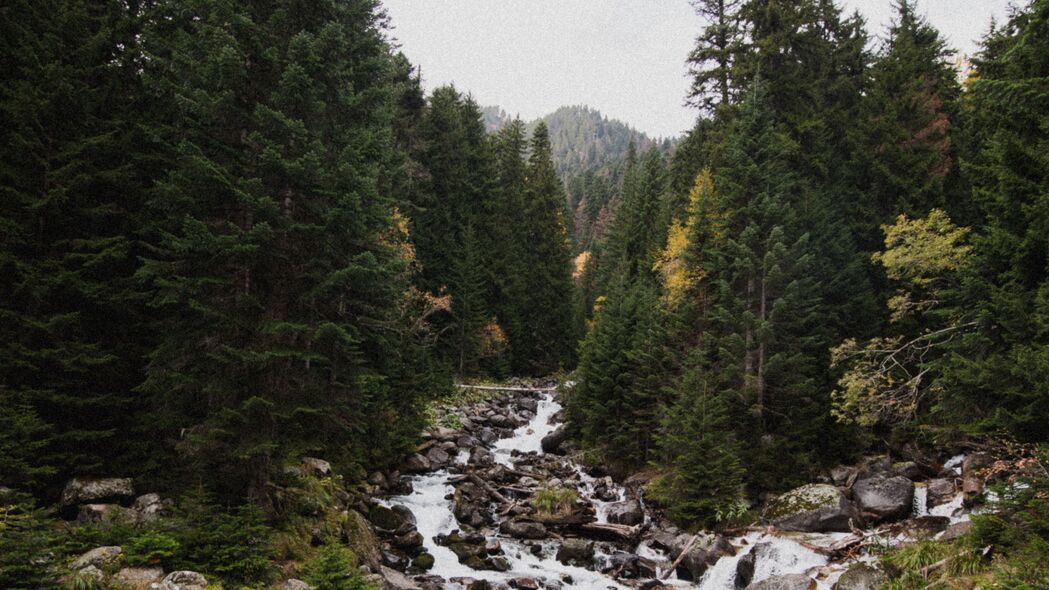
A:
[381,0,1017,139]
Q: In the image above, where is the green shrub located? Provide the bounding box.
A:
[173,496,273,586]
[0,493,61,590]
[125,530,180,568]
[63,569,104,590]
[301,545,375,590]
[531,486,578,517]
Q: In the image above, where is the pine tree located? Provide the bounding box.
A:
[137,0,426,500]
[514,122,575,374]
[687,0,745,115]
[652,357,745,528]
[0,0,153,487]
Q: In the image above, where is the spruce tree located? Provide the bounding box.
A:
[687,0,745,115]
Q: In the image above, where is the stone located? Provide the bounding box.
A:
[426,446,451,466]
[606,499,644,526]
[368,472,389,488]
[555,538,594,565]
[485,538,503,554]
[894,461,925,481]
[75,565,105,583]
[369,504,414,535]
[160,570,209,590]
[479,428,498,445]
[379,565,422,590]
[854,476,915,522]
[927,478,956,507]
[518,398,539,413]
[541,426,569,455]
[499,519,547,540]
[301,457,332,477]
[763,484,859,532]
[71,546,122,570]
[510,578,540,590]
[962,453,990,507]
[132,493,169,521]
[470,447,495,467]
[940,520,974,542]
[76,503,131,523]
[898,516,950,538]
[858,456,894,479]
[830,466,855,487]
[112,567,165,590]
[404,453,432,474]
[343,509,382,570]
[394,530,424,549]
[746,573,815,590]
[833,563,886,590]
[61,477,135,506]
[671,533,734,581]
[736,551,756,588]
[282,580,316,590]
[413,552,435,570]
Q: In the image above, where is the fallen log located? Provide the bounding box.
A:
[570,522,642,543]
[455,384,556,392]
[660,533,698,580]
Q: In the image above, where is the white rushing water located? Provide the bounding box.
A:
[384,391,971,590]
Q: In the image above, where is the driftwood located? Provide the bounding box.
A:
[457,382,562,390]
[499,485,535,494]
[468,474,511,505]
[571,522,642,543]
[660,533,698,580]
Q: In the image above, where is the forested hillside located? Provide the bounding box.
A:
[2,0,1049,588]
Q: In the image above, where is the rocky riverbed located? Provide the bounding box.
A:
[360,381,981,590]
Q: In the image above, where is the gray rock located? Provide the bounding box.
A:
[379,565,422,590]
[898,516,950,538]
[61,477,135,506]
[518,398,539,413]
[894,461,925,481]
[763,484,859,532]
[404,453,431,474]
[160,570,209,590]
[499,519,547,540]
[830,466,855,487]
[112,567,165,590]
[736,551,756,588]
[426,446,451,467]
[746,573,814,590]
[132,493,170,521]
[71,545,122,570]
[854,476,914,522]
[282,580,316,590]
[555,538,594,565]
[927,478,956,507]
[833,563,886,590]
[541,426,568,455]
[939,520,973,542]
[671,533,734,581]
[369,504,414,534]
[75,565,105,582]
[413,551,435,571]
[606,499,644,526]
[301,457,332,477]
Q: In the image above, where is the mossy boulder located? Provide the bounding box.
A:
[833,563,886,590]
[763,484,859,532]
[343,509,382,570]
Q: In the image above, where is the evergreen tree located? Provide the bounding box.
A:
[137,0,428,500]
[515,123,575,373]
[0,0,153,488]
[687,0,746,114]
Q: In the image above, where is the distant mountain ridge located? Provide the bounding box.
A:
[481,105,671,180]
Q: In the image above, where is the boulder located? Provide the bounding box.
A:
[343,509,382,570]
[830,466,855,487]
[606,499,644,526]
[160,571,209,590]
[853,476,914,522]
[75,565,105,583]
[469,448,494,468]
[746,573,815,590]
[833,563,886,590]
[962,453,990,507]
[736,551,756,589]
[927,478,956,507]
[510,578,540,590]
[132,493,170,521]
[939,520,974,542]
[368,472,389,488]
[379,565,422,590]
[71,546,122,570]
[671,533,734,581]
[541,426,569,455]
[602,552,657,579]
[894,461,925,481]
[857,456,894,479]
[518,398,539,413]
[112,567,165,590]
[283,580,316,590]
[301,457,332,477]
[556,538,595,566]
[413,551,435,571]
[763,484,859,532]
[897,516,950,538]
[404,453,431,474]
[61,477,135,506]
[369,504,414,535]
[499,519,547,540]
[426,446,451,467]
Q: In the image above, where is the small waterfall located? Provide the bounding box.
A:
[913,483,929,516]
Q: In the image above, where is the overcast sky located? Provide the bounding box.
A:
[381,0,1018,139]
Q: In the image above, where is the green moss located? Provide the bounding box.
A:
[764,484,840,521]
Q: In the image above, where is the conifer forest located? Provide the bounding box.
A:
[2,1,1049,589]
